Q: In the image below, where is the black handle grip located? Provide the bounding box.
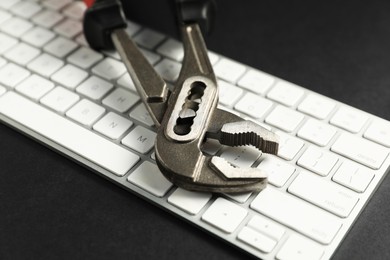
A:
[176,0,217,34]
[83,0,127,50]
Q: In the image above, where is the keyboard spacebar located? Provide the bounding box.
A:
[0,92,139,176]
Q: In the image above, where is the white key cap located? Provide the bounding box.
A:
[154,58,181,82]
[297,118,337,146]
[220,146,261,168]
[0,85,6,96]
[251,187,341,244]
[11,1,42,19]
[53,19,82,38]
[364,119,390,147]
[276,234,324,260]
[0,57,6,68]
[102,88,140,113]
[214,58,246,83]
[0,92,138,176]
[224,192,252,204]
[93,112,133,139]
[127,161,172,197]
[40,86,79,113]
[156,38,184,61]
[276,131,304,160]
[267,81,304,107]
[67,47,103,69]
[27,53,64,77]
[238,69,275,95]
[51,64,88,89]
[15,74,54,101]
[333,160,374,193]
[0,63,30,87]
[0,0,20,10]
[102,49,121,60]
[0,10,12,25]
[129,103,155,127]
[0,32,18,54]
[289,172,358,217]
[43,0,72,11]
[234,92,273,119]
[76,76,113,100]
[218,80,243,107]
[21,26,55,47]
[237,226,276,253]
[121,126,156,154]
[265,105,304,132]
[298,146,339,176]
[117,73,136,92]
[66,99,105,126]
[92,57,126,80]
[298,94,336,119]
[4,42,40,66]
[32,9,64,28]
[140,48,161,65]
[0,17,33,38]
[331,133,388,169]
[208,51,219,65]
[62,1,87,20]
[75,34,88,46]
[247,215,285,241]
[168,188,212,215]
[258,155,295,187]
[202,197,247,233]
[44,36,78,58]
[330,106,368,133]
[133,28,165,49]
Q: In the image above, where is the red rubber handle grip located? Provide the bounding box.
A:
[84,0,95,8]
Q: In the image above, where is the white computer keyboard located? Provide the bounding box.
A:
[0,0,390,259]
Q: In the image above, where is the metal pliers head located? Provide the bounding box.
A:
[84,0,279,193]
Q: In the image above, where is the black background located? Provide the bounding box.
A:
[1,0,390,259]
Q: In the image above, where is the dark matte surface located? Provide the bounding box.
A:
[1,1,390,259]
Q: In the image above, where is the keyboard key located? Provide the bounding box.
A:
[0,0,20,10]
[0,17,33,38]
[251,187,341,244]
[0,10,12,25]
[129,103,155,127]
[4,42,40,66]
[364,119,390,147]
[62,1,87,20]
[0,57,6,68]
[21,26,55,47]
[0,63,30,87]
[220,146,261,168]
[76,76,113,100]
[276,131,304,160]
[15,74,54,101]
[93,112,133,139]
[133,28,165,49]
[218,80,243,107]
[297,118,337,146]
[156,38,184,61]
[234,92,273,119]
[238,69,275,95]
[276,234,324,260]
[121,126,156,154]
[92,57,126,80]
[298,94,336,119]
[43,36,78,58]
[265,105,305,132]
[331,133,388,169]
[154,58,181,82]
[237,226,277,253]
[224,192,252,204]
[0,32,18,54]
[0,85,6,96]
[332,160,374,193]
[289,172,358,217]
[330,106,368,133]
[67,47,103,69]
[53,19,82,38]
[10,1,42,19]
[117,73,137,92]
[31,9,64,28]
[42,0,72,11]
[202,197,247,233]
[51,64,88,89]
[208,51,219,65]
[102,88,140,113]
[257,155,295,187]
[66,99,105,127]
[0,92,139,177]
[140,48,161,65]
[267,81,304,107]
[297,146,339,176]
[214,58,246,83]
[27,53,64,77]
[247,215,285,241]
[40,86,80,113]
[168,188,212,215]
[127,161,172,197]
